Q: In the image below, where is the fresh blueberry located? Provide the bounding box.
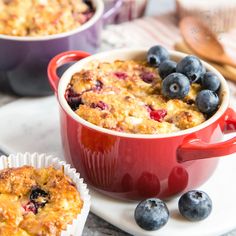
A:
[196,66,206,84]
[158,60,177,79]
[196,90,219,114]
[201,72,220,92]
[30,187,49,208]
[147,45,169,67]
[176,55,204,83]
[178,190,212,221]
[134,198,169,231]
[162,73,190,99]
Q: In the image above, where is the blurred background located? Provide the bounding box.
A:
[0,1,236,235]
[1,0,236,96]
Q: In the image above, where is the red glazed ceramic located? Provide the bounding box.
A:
[48,49,236,200]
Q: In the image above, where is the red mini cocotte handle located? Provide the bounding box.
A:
[48,51,91,93]
[178,107,236,162]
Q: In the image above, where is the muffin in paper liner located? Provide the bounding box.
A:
[0,152,91,236]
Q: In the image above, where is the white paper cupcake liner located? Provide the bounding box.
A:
[0,152,91,236]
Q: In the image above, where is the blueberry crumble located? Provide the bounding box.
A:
[0,0,95,36]
[65,45,221,134]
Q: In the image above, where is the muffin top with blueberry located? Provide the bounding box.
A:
[0,166,83,236]
[65,45,220,134]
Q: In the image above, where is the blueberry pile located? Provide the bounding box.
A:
[134,190,212,231]
[147,45,221,115]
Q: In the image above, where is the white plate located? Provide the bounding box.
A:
[0,96,235,236]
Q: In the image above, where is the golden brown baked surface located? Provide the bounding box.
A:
[0,0,94,36]
[66,60,205,134]
[0,166,83,236]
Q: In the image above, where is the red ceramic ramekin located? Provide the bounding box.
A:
[48,49,236,200]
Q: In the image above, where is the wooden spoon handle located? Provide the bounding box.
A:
[221,55,236,68]
[175,41,236,83]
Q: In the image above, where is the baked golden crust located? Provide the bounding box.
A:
[0,166,83,236]
[0,0,94,36]
[66,60,206,134]
[66,60,205,134]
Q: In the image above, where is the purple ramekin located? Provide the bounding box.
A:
[0,0,122,96]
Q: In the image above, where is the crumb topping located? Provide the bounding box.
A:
[0,0,94,36]
[66,60,205,134]
[0,166,83,236]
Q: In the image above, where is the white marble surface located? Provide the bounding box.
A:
[0,1,235,235]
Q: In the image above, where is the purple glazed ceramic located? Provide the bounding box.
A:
[0,0,122,96]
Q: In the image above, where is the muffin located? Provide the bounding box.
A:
[0,153,90,236]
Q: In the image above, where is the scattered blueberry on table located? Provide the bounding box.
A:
[134,198,169,231]
[134,190,212,231]
[178,190,212,221]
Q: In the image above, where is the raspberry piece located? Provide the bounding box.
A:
[150,109,167,122]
